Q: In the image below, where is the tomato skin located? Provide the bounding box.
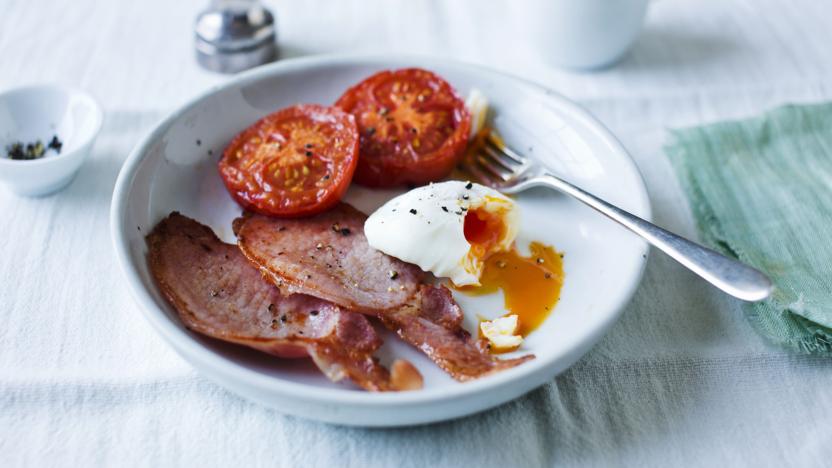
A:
[218,104,359,218]
[336,68,471,188]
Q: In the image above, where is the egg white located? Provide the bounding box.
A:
[364,181,518,286]
[480,315,523,350]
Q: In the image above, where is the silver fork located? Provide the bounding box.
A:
[464,133,773,302]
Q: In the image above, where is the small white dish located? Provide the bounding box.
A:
[111,55,650,426]
[0,84,103,196]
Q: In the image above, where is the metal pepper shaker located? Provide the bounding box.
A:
[195,0,277,73]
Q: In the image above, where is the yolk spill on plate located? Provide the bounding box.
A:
[458,242,564,339]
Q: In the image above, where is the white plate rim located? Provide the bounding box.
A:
[110,53,650,416]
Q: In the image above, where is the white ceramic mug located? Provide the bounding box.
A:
[516,0,650,70]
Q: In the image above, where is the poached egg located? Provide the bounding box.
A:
[364,180,519,286]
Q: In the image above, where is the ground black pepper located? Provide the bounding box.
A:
[48,135,63,153]
[5,134,63,160]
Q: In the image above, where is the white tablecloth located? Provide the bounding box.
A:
[2,0,832,466]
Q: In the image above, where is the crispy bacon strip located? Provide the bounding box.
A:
[234,203,423,312]
[146,212,419,391]
[234,204,534,381]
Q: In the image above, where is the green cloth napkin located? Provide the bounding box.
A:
[665,102,832,354]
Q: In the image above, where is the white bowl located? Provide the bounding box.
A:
[514,0,649,69]
[0,85,103,196]
[111,55,650,426]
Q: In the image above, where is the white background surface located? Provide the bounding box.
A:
[2,0,832,466]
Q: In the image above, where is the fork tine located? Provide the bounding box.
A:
[476,154,512,182]
[485,134,525,165]
[461,155,501,188]
[482,144,517,173]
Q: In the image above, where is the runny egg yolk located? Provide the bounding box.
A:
[458,240,564,348]
[463,207,506,260]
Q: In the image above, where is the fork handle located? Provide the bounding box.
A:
[537,173,773,301]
